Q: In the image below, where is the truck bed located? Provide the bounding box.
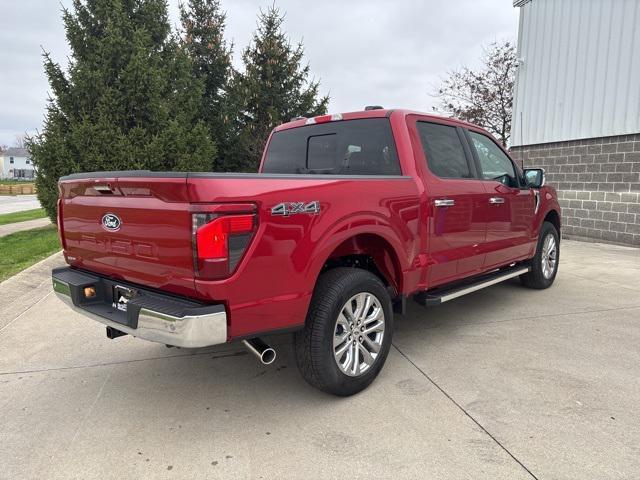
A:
[58,170,420,338]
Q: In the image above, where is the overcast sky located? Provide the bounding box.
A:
[0,0,519,146]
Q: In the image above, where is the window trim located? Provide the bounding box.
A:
[416,120,479,181]
[464,129,526,189]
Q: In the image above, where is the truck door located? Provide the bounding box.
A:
[464,129,536,269]
[411,119,488,288]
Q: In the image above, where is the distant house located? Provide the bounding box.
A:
[0,147,35,180]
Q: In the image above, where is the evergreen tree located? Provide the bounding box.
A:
[28,0,216,222]
[227,6,329,171]
[180,0,233,171]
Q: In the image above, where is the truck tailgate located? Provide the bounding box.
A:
[59,175,196,297]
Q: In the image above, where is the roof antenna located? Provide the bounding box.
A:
[364,105,384,111]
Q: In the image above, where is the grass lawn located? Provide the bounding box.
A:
[0,208,47,226]
[0,225,61,282]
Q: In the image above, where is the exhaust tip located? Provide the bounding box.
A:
[260,348,276,365]
[243,338,277,365]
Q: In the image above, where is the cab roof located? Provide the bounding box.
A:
[274,108,482,132]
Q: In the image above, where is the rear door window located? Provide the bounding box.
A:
[416,122,473,179]
[263,118,401,175]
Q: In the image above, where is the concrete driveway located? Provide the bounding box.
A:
[1,240,639,479]
[0,194,41,214]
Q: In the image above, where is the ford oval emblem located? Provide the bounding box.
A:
[102,213,121,231]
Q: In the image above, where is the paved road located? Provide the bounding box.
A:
[0,194,41,214]
[1,241,639,479]
[0,217,51,237]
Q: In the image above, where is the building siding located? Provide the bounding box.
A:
[511,134,640,247]
[1,152,35,179]
[0,147,35,178]
[511,0,640,147]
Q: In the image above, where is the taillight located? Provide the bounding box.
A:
[56,197,66,249]
[192,213,257,279]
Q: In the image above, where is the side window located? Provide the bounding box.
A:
[416,122,472,179]
[468,131,518,187]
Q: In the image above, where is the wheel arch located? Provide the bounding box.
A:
[543,209,561,236]
[320,233,403,295]
[305,224,407,303]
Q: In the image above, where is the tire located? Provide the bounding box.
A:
[520,221,560,289]
[294,267,394,396]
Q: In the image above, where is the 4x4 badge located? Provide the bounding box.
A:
[271,201,320,216]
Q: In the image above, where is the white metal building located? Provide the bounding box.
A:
[511,0,640,147]
[510,0,640,247]
[1,147,35,179]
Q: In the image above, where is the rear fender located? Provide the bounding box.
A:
[304,212,410,296]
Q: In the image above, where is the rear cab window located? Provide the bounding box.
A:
[262,118,401,175]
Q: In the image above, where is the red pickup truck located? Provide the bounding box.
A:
[52,108,560,396]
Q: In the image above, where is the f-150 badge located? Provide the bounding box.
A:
[271,201,320,216]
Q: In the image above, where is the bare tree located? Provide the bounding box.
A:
[14,134,26,148]
[432,40,517,146]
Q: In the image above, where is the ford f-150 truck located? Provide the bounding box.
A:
[52,108,560,396]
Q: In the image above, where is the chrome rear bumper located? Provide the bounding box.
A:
[52,267,227,348]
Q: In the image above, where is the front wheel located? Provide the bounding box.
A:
[520,221,560,289]
[294,268,393,396]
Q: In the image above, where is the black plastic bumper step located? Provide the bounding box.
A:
[52,266,224,329]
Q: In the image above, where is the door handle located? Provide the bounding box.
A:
[489,197,505,205]
[434,199,455,207]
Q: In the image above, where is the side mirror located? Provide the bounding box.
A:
[524,168,545,188]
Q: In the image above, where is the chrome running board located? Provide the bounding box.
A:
[414,265,531,306]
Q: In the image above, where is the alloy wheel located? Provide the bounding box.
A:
[333,292,385,377]
[541,234,557,279]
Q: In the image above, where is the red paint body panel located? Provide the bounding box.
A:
[187,176,421,337]
[60,177,196,297]
[58,109,560,341]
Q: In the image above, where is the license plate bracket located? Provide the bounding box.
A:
[112,285,137,313]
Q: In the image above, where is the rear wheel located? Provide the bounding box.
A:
[520,221,560,289]
[294,268,393,396]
